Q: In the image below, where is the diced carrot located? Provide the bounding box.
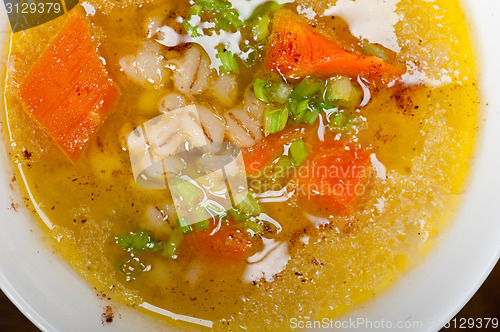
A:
[242,125,313,174]
[296,136,371,211]
[19,12,120,162]
[185,222,253,262]
[264,10,404,79]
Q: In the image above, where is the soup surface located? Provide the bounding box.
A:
[2,0,478,330]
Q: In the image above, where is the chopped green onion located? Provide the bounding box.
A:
[264,107,288,136]
[323,77,362,109]
[176,217,194,234]
[273,155,294,178]
[223,9,243,30]
[254,78,269,103]
[213,16,230,31]
[241,43,263,67]
[228,207,248,221]
[115,230,162,253]
[169,176,203,207]
[187,4,202,16]
[290,77,324,101]
[190,202,223,230]
[252,14,271,42]
[361,40,388,61]
[289,139,309,166]
[195,219,210,231]
[116,231,133,249]
[272,82,291,103]
[163,228,184,258]
[328,110,354,131]
[301,107,321,125]
[182,20,202,38]
[217,49,240,74]
[286,99,297,123]
[288,97,309,123]
[119,257,144,278]
[332,112,344,127]
[295,99,309,121]
[235,192,262,217]
[241,218,264,236]
[247,1,280,21]
[184,0,243,37]
[300,102,334,125]
[267,1,280,12]
[247,1,280,41]
[316,102,336,110]
[254,76,290,104]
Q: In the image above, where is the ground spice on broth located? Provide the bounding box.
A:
[2,0,478,330]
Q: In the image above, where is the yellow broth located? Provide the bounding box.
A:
[2,0,478,330]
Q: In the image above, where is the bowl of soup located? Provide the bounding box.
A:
[0,0,499,331]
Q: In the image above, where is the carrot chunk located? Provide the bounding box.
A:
[19,12,120,162]
[264,10,404,79]
[296,137,371,211]
[185,223,253,262]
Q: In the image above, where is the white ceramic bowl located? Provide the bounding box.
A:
[1,1,499,331]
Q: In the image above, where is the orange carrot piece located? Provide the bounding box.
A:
[296,136,371,211]
[185,223,253,262]
[264,10,404,79]
[19,12,120,162]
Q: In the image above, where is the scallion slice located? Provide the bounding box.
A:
[295,99,309,121]
[169,176,204,207]
[217,49,240,74]
[361,40,388,60]
[187,4,202,16]
[252,14,272,42]
[254,78,269,103]
[195,219,210,231]
[328,110,354,131]
[247,1,280,21]
[115,229,162,253]
[228,207,248,221]
[116,231,133,249]
[254,76,290,104]
[272,82,291,104]
[247,1,280,41]
[182,21,202,37]
[332,111,345,127]
[323,77,362,109]
[289,139,309,166]
[224,9,243,30]
[242,218,265,236]
[273,155,294,178]
[176,216,195,234]
[162,228,184,258]
[290,77,324,101]
[119,257,144,278]
[235,192,262,217]
[301,107,321,125]
[184,0,243,36]
[264,107,288,136]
